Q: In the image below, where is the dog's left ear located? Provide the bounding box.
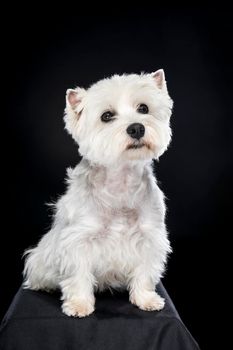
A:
[151,69,167,91]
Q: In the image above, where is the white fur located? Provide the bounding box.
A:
[23,70,173,317]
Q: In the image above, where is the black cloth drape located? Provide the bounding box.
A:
[0,283,200,350]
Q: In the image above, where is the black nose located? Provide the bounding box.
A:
[126,123,145,140]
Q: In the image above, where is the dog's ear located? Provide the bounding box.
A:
[66,87,86,118]
[66,89,81,109]
[64,87,86,138]
[152,69,167,91]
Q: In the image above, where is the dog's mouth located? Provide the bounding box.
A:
[127,143,145,150]
[126,141,152,150]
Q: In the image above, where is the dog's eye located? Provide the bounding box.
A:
[101,111,115,122]
[137,104,149,114]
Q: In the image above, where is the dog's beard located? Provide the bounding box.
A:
[121,139,156,162]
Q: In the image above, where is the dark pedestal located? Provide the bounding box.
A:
[0,283,199,350]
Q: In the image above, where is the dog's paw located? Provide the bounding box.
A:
[130,291,165,311]
[62,298,95,318]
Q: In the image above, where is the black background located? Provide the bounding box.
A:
[2,5,232,349]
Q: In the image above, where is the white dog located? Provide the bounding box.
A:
[23,70,173,318]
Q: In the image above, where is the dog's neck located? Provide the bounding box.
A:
[84,158,152,209]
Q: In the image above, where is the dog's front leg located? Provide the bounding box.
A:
[60,271,96,318]
[128,265,165,312]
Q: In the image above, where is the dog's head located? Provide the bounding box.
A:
[64,70,173,166]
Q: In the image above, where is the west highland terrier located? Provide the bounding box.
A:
[23,70,173,317]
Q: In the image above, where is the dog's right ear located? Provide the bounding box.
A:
[66,87,86,118]
[66,89,81,109]
[64,87,86,138]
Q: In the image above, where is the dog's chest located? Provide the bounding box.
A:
[92,207,144,275]
[98,207,139,237]
[85,163,152,254]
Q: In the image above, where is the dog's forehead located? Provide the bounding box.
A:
[87,74,155,102]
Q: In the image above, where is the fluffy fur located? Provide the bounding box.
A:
[23,70,173,317]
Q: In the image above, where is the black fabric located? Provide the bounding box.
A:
[0,283,199,350]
